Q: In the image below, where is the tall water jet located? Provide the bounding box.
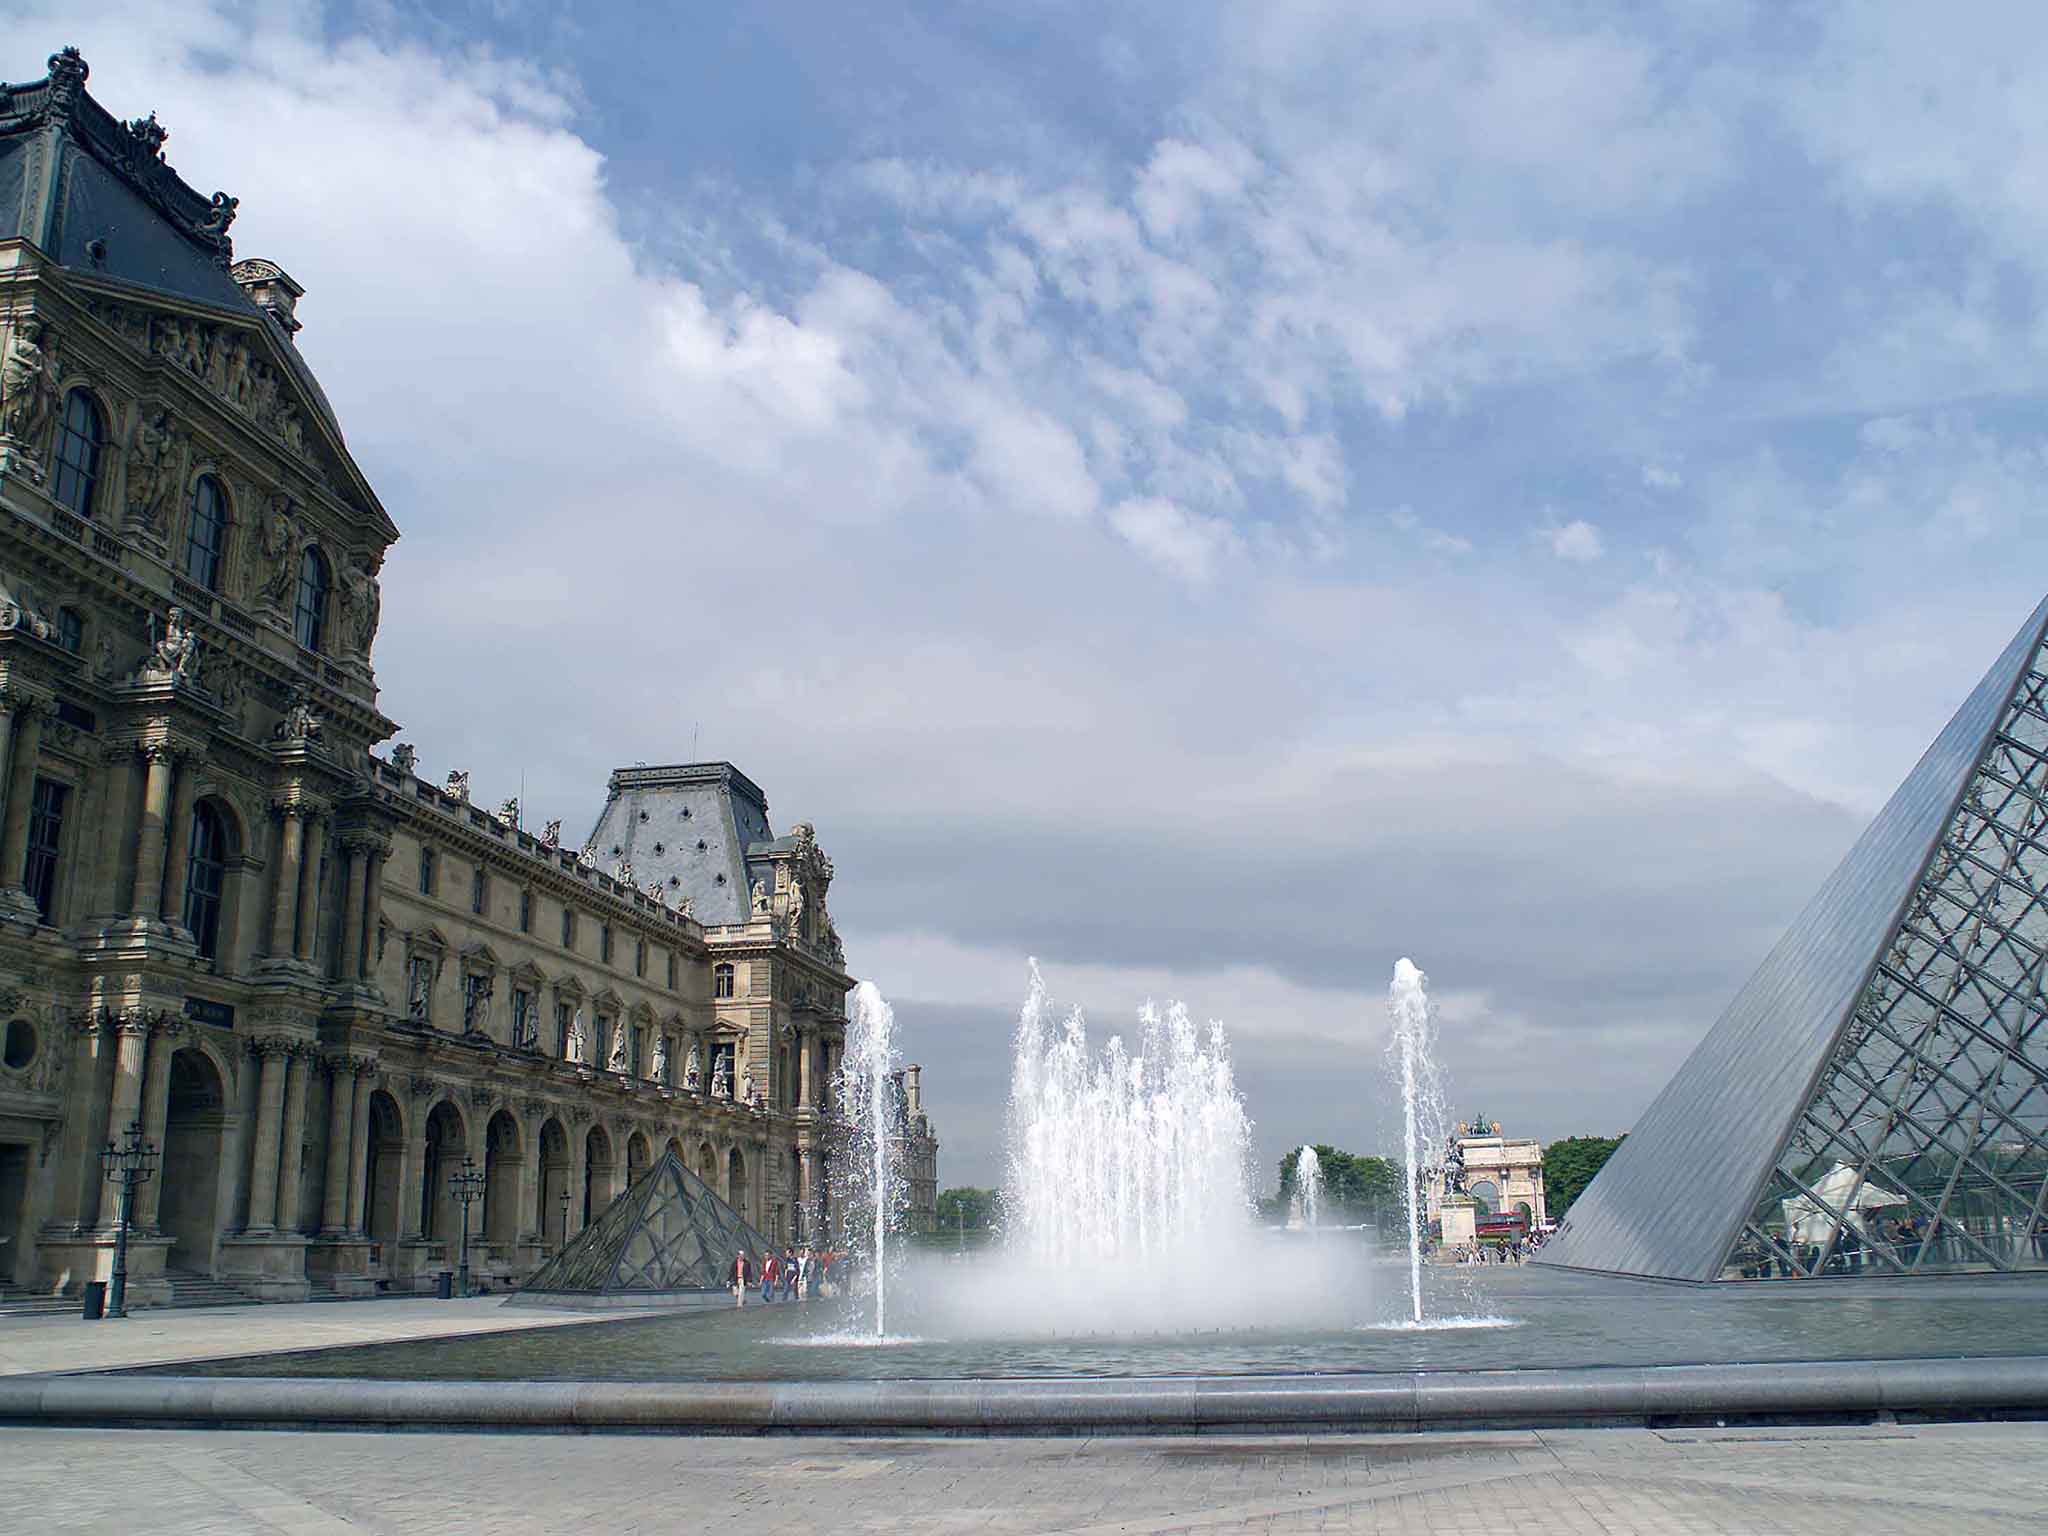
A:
[1386,958,1449,1324]
[836,980,901,1339]
[1005,961,1252,1266]
[1294,1145,1324,1233]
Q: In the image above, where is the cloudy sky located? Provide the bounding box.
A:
[18,1,2048,1188]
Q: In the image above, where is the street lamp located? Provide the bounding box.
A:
[98,1120,158,1320]
[450,1156,486,1298]
[558,1187,571,1254]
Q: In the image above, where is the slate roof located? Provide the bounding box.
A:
[584,763,779,928]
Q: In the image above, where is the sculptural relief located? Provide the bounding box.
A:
[124,409,180,540]
[274,694,321,743]
[147,606,199,680]
[335,551,381,660]
[251,495,301,611]
[0,317,57,456]
[751,879,769,917]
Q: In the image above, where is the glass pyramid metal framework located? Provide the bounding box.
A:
[1538,593,2048,1283]
[521,1148,769,1297]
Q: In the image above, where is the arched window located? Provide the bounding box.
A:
[51,389,105,518]
[293,546,330,652]
[184,475,228,592]
[183,801,230,960]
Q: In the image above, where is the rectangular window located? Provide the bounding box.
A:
[601,924,613,965]
[512,988,536,1050]
[418,846,435,896]
[56,608,82,654]
[470,866,486,916]
[714,963,735,999]
[635,938,646,978]
[555,1000,572,1058]
[630,1025,644,1078]
[666,952,677,991]
[461,973,492,1035]
[518,889,532,933]
[22,777,68,921]
[596,1016,613,1071]
[561,908,576,948]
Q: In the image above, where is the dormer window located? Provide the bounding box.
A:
[52,390,105,518]
[184,475,228,591]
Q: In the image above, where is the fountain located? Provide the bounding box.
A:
[1004,960,1253,1266]
[1386,957,1449,1325]
[834,980,902,1340]
[1293,1145,1323,1233]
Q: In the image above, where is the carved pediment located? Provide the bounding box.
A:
[509,960,548,989]
[459,941,502,973]
[80,292,397,544]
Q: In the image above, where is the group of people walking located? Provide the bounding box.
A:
[729,1247,843,1305]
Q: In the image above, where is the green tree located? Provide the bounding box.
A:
[936,1186,997,1232]
[1543,1134,1626,1219]
[1276,1145,1402,1226]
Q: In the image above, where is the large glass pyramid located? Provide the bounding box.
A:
[1538,592,2048,1282]
[520,1148,770,1298]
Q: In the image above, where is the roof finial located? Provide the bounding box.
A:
[46,47,88,110]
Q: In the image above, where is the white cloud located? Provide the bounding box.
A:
[1642,463,1682,490]
[1543,519,1605,562]
[1108,497,1243,584]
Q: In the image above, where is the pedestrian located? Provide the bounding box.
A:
[759,1248,778,1304]
[731,1249,749,1307]
[780,1246,798,1301]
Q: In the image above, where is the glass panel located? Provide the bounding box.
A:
[1722,637,2048,1278]
[51,390,102,518]
[22,778,66,920]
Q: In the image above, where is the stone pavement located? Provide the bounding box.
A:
[0,1297,636,1378]
[5,1420,2045,1534]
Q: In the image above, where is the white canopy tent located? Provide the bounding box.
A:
[1780,1162,1907,1245]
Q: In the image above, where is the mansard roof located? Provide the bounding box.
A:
[0,47,397,546]
[585,762,778,928]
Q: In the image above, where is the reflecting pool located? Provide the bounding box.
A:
[130,1263,2048,1383]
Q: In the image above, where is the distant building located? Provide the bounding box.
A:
[1424,1118,1547,1231]
[890,1064,939,1234]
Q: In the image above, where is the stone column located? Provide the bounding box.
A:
[338,842,368,982]
[0,701,47,888]
[398,1105,427,1239]
[126,745,175,917]
[98,1013,151,1227]
[517,1113,543,1244]
[134,1020,181,1230]
[160,757,201,929]
[294,814,327,964]
[90,749,139,919]
[268,807,304,959]
[360,848,387,980]
[275,1048,313,1232]
[52,1018,114,1228]
[0,699,18,834]
[568,1124,589,1239]
[797,1027,814,1109]
[319,1056,356,1234]
[243,1039,290,1232]
[345,1065,374,1234]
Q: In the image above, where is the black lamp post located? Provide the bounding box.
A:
[99,1120,158,1320]
[450,1156,486,1298]
[558,1187,570,1253]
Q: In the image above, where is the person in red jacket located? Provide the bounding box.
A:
[759,1249,780,1304]
[730,1250,750,1307]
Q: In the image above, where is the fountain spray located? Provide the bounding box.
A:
[1294,1145,1323,1234]
[843,981,900,1340]
[1386,959,1446,1325]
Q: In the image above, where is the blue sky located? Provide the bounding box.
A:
[17,1,2048,1186]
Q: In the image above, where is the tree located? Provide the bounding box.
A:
[1276,1144,1402,1226]
[936,1186,996,1232]
[1542,1135,1625,1219]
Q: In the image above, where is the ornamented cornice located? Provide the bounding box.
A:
[1,50,238,266]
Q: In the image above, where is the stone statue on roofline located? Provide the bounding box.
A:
[540,819,561,849]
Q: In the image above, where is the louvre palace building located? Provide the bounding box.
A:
[0,49,935,1303]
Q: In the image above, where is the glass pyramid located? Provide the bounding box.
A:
[521,1148,770,1296]
[1539,592,2048,1283]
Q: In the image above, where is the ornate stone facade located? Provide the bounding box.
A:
[0,51,864,1304]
